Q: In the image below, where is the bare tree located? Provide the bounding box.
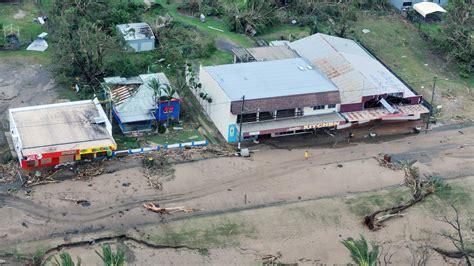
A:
[433,204,472,266]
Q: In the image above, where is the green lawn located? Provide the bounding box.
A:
[258,24,310,43]
[353,13,473,119]
[0,2,51,62]
[153,0,255,48]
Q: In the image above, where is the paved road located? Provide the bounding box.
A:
[0,125,473,252]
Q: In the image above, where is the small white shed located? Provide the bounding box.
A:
[116,23,155,52]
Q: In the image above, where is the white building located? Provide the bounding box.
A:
[116,23,155,52]
[198,58,345,142]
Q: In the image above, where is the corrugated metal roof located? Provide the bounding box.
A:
[246,46,299,61]
[104,73,174,123]
[288,33,416,104]
[342,104,429,122]
[116,23,155,41]
[203,58,339,101]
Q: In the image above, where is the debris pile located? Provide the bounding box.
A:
[25,168,62,187]
[374,154,400,170]
[0,162,17,184]
[143,203,199,214]
[261,252,282,265]
[75,162,105,180]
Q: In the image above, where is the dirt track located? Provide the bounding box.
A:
[0,126,473,264]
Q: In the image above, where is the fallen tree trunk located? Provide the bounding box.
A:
[432,247,467,259]
[364,191,432,230]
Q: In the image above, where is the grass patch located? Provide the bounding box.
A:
[153,0,254,48]
[352,13,473,119]
[345,187,412,217]
[258,24,310,43]
[198,50,233,66]
[153,219,251,248]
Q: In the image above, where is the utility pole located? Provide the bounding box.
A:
[237,95,245,150]
[425,76,437,134]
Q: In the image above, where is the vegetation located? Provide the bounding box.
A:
[95,244,125,266]
[341,235,380,266]
[51,252,82,266]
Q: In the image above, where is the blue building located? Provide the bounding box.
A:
[103,73,180,134]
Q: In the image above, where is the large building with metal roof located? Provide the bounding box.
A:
[197,33,429,142]
[103,73,180,134]
[199,58,345,142]
[8,99,116,169]
[288,33,428,126]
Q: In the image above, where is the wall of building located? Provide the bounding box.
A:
[8,110,22,164]
[199,66,236,142]
[126,39,155,52]
[303,104,339,116]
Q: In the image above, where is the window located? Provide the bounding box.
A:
[258,111,273,121]
[276,109,295,119]
[327,104,336,109]
[40,158,52,165]
[313,105,325,110]
[403,2,412,6]
[27,160,36,167]
[237,113,257,123]
[96,152,108,158]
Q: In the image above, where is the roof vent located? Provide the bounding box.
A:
[306,65,313,70]
[298,66,305,71]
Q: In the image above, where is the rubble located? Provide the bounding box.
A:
[75,162,105,180]
[143,203,199,214]
[0,162,18,184]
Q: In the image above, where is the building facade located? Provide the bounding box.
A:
[9,99,116,169]
[199,58,345,142]
[103,73,180,134]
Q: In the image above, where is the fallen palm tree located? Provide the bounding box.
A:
[364,165,437,230]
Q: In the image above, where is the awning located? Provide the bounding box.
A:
[342,104,429,123]
[413,2,447,17]
[242,112,345,137]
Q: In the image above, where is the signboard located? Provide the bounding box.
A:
[163,106,174,113]
[26,154,41,161]
[303,121,340,130]
[80,146,111,154]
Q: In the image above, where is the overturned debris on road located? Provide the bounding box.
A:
[143,203,199,214]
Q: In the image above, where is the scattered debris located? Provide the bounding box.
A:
[362,28,371,34]
[261,252,282,265]
[61,197,91,207]
[25,168,62,187]
[0,162,17,184]
[143,203,199,214]
[122,182,131,187]
[375,154,400,170]
[26,38,48,52]
[75,162,105,180]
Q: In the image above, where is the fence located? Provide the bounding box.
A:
[112,139,208,157]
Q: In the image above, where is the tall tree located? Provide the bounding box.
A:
[442,0,474,77]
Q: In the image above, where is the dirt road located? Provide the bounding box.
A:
[0,125,473,263]
[0,58,58,147]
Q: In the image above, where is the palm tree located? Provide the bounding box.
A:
[162,84,177,128]
[148,78,163,130]
[95,244,124,266]
[341,235,379,266]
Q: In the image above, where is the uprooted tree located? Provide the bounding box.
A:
[364,164,437,230]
